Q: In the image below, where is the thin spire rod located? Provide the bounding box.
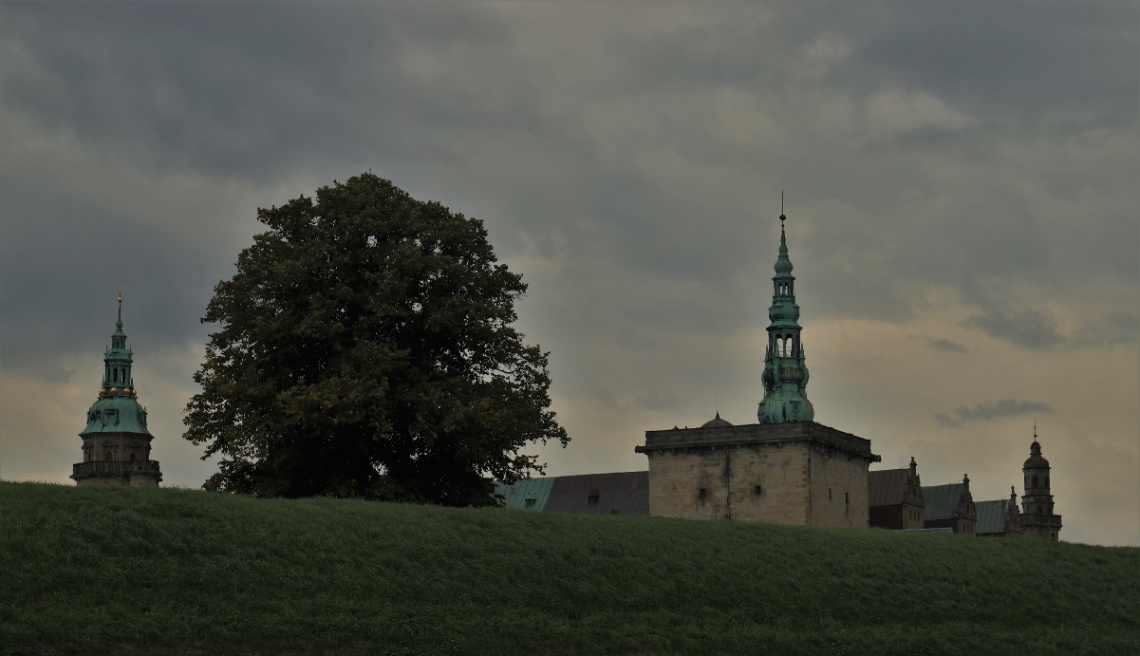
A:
[117,283,123,325]
[779,191,786,233]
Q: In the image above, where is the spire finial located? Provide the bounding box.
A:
[1033,418,1037,440]
[779,191,786,232]
[116,283,123,329]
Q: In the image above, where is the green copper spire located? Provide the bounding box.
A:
[81,292,151,436]
[757,208,814,424]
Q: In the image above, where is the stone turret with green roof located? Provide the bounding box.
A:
[757,211,814,424]
[71,294,162,486]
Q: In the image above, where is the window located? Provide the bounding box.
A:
[524,498,536,508]
[1032,476,1038,487]
[754,485,762,496]
[587,490,600,506]
[105,452,113,462]
[129,453,136,462]
[699,488,707,503]
[845,492,849,504]
[828,487,832,500]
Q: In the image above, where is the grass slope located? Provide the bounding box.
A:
[1,482,1137,656]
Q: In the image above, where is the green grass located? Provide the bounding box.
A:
[1,482,1136,656]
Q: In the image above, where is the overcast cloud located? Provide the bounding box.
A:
[2,1,1136,546]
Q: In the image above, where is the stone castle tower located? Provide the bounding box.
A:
[1020,426,1061,540]
[637,208,879,526]
[71,295,162,486]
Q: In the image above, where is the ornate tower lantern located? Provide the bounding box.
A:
[1020,423,1061,541]
[757,206,814,424]
[71,293,162,486]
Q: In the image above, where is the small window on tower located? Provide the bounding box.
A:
[524,498,536,508]
[699,488,707,504]
[587,489,600,506]
[754,485,762,496]
[1032,476,1038,487]
[828,487,832,500]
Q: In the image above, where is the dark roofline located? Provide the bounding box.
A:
[637,420,880,462]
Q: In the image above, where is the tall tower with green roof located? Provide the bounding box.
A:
[71,293,162,486]
[757,210,814,424]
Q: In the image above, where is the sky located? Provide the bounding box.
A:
[1,1,1136,547]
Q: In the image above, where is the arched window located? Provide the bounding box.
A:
[1032,476,1038,488]
[129,453,136,462]
[105,452,113,462]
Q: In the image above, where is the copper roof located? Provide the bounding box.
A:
[868,468,908,507]
[922,483,967,522]
[975,499,1010,535]
[700,413,734,428]
[494,477,555,511]
[543,471,649,516]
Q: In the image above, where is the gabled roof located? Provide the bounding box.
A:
[922,483,966,522]
[975,499,1010,535]
[868,469,908,507]
[495,471,650,515]
[494,477,554,511]
[544,471,649,516]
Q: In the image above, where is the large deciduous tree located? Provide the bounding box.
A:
[184,173,568,505]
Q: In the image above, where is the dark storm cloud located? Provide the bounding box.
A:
[965,301,1066,351]
[855,2,1138,126]
[2,2,514,183]
[935,399,1054,428]
[910,335,967,353]
[0,201,219,375]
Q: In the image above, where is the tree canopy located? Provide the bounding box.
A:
[184,173,568,505]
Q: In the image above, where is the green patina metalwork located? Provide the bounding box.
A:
[79,301,151,436]
[494,477,554,511]
[757,213,815,424]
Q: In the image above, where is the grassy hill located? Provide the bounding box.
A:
[1,482,1136,656]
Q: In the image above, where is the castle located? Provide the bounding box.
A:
[499,210,1062,541]
[71,294,162,487]
[72,223,1061,541]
